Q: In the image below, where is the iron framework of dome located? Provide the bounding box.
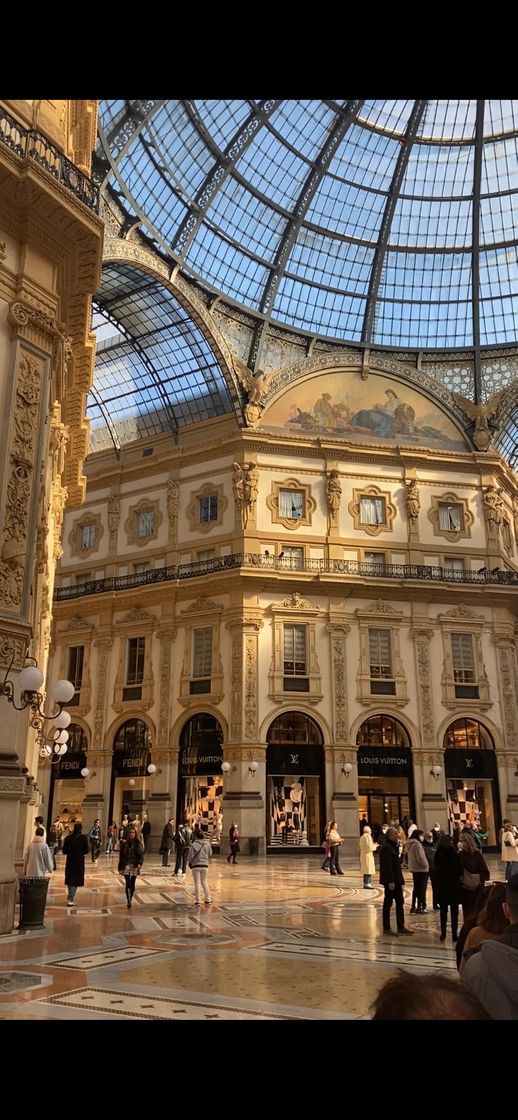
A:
[92,100,518,462]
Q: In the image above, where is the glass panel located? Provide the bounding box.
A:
[451,633,475,682]
[199,495,218,523]
[283,625,307,675]
[193,628,212,678]
[438,503,462,531]
[126,638,145,685]
[137,511,155,537]
[67,647,84,691]
[80,524,96,550]
[360,497,384,525]
[279,489,304,518]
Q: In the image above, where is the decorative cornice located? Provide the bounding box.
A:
[410,628,435,641]
[273,592,319,612]
[120,607,156,623]
[438,604,484,620]
[225,618,264,632]
[359,599,401,615]
[180,597,224,614]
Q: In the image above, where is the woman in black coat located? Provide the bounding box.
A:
[63,822,89,906]
[434,834,462,942]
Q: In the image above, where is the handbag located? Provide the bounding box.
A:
[462,868,480,891]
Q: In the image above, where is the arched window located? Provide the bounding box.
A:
[113,719,150,753]
[267,711,322,745]
[179,713,223,750]
[443,718,494,751]
[67,723,88,753]
[356,714,410,750]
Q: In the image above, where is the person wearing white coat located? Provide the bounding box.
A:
[501,822,518,881]
[359,826,378,889]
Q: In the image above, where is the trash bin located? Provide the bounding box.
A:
[248,837,259,857]
[18,877,50,930]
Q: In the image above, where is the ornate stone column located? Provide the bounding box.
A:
[93,638,113,749]
[410,626,447,831]
[493,626,518,821]
[223,617,264,853]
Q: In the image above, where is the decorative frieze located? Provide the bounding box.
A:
[327,623,350,742]
[93,637,113,748]
[155,627,177,747]
[0,350,43,610]
[410,628,435,747]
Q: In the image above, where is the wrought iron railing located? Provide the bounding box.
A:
[0,107,99,213]
[54,553,518,601]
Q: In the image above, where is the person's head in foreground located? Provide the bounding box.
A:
[370,970,492,1020]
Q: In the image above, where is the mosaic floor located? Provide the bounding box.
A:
[0,854,502,1020]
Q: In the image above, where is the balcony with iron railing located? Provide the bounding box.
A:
[0,106,99,213]
[54,554,518,602]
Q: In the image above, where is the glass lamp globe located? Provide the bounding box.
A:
[54,744,68,756]
[147,763,157,775]
[221,761,231,773]
[249,760,259,772]
[41,744,52,758]
[54,710,71,729]
[19,666,44,693]
[51,679,75,704]
[128,778,135,786]
[55,730,69,745]
[81,767,90,778]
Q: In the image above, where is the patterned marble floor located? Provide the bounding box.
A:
[0,854,503,1020]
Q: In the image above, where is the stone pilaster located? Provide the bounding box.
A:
[155,626,177,748]
[93,638,113,748]
[410,627,436,749]
[327,622,350,742]
[493,628,518,753]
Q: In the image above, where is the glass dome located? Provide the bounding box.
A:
[96,100,518,349]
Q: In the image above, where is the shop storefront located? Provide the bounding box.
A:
[356,715,415,830]
[444,718,501,847]
[177,714,224,848]
[266,712,324,848]
[48,724,88,834]
[109,719,152,827]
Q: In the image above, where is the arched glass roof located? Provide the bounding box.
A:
[88,263,233,452]
[96,100,518,351]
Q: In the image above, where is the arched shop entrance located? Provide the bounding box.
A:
[444,718,501,847]
[356,715,415,831]
[109,719,152,828]
[177,714,224,849]
[48,723,88,835]
[266,712,324,849]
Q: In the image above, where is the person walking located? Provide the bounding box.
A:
[379,826,413,937]
[159,819,174,867]
[359,825,377,889]
[227,821,240,864]
[458,833,490,923]
[434,833,462,942]
[23,827,54,878]
[63,822,89,906]
[422,830,439,910]
[188,826,212,905]
[118,826,144,909]
[89,819,102,864]
[327,820,344,876]
[173,821,192,879]
[406,830,429,913]
[106,821,118,857]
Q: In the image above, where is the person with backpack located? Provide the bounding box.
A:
[173,821,192,879]
[188,826,212,905]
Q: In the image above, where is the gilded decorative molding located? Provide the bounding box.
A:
[244,634,258,740]
[0,350,42,609]
[121,608,156,623]
[496,645,518,752]
[328,625,350,742]
[438,604,484,620]
[166,480,179,536]
[360,600,400,615]
[108,495,120,537]
[411,629,435,746]
[180,597,224,614]
[276,593,318,612]
[92,637,113,748]
[0,634,28,669]
[64,616,90,632]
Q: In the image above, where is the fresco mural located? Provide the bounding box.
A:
[262,371,469,451]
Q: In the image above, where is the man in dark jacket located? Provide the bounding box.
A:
[423,831,439,910]
[379,826,413,937]
[160,819,174,867]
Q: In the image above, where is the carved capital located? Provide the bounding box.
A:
[410,628,434,641]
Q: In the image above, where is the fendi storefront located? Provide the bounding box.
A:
[356,715,415,829]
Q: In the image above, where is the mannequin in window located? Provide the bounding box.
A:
[290,780,303,844]
[142,813,151,851]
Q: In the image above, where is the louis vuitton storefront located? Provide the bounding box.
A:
[444,719,501,847]
[356,715,415,830]
[266,712,325,849]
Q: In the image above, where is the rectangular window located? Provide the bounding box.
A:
[283,624,308,690]
[133,562,150,574]
[502,519,512,551]
[451,633,475,683]
[199,496,218,523]
[444,557,464,577]
[439,503,462,532]
[360,497,385,526]
[197,549,216,562]
[280,547,304,569]
[80,523,96,550]
[279,490,304,519]
[365,551,386,571]
[75,572,91,586]
[369,628,395,694]
[193,628,212,679]
[126,637,145,685]
[137,511,155,538]
[67,646,84,692]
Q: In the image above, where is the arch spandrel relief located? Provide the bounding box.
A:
[260,370,470,452]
